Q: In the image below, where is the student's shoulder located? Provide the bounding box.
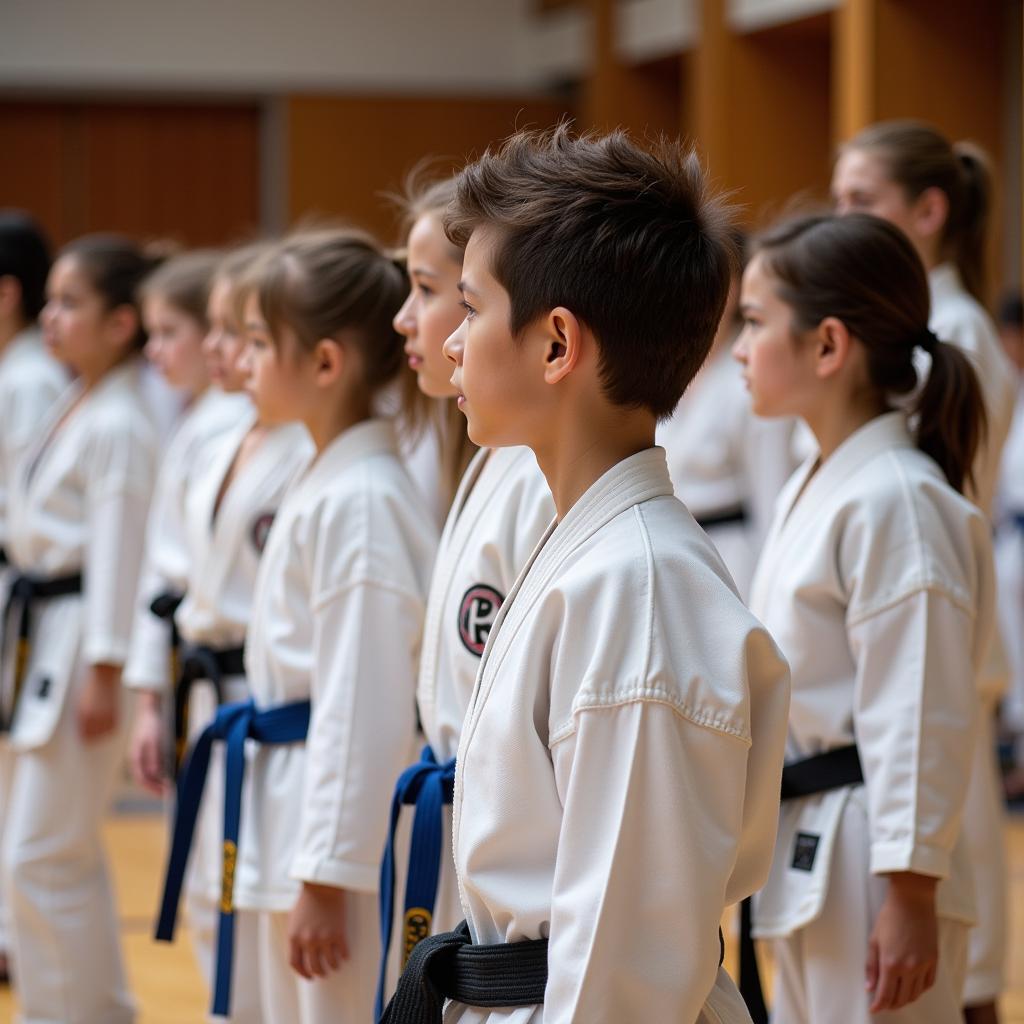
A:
[838,447,986,616]
[548,496,772,744]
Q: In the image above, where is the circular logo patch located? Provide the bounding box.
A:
[458,584,504,657]
[250,512,276,554]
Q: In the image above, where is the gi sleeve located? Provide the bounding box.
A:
[82,418,156,666]
[849,587,978,878]
[122,448,191,690]
[290,576,422,891]
[546,700,750,1023]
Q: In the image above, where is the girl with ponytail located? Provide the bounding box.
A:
[834,120,1014,1023]
[734,213,995,1024]
[3,234,164,1021]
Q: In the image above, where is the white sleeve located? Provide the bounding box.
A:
[849,588,978,878]
[122,549,175,691]
[546,701,749,1023]
[83,426,155,667]
[290,577,421,892]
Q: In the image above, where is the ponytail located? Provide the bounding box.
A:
[842,120,994,305]
[754,212,986,494]
[914,332,987,494]
[950,142,992,306]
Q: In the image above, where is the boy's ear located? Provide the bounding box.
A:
[543,307,581,385]
[814,316,851,380]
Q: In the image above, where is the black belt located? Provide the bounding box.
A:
[382,919,725,1023]
[740,744,863,1024]
[171,644,245,773]
[1,570,83,730]
[150,590,185,687]
[696,504,747,531]
[0,547,7,567]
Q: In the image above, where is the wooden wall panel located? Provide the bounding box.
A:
[286,94,573,243]
[694,5,833,226]
[0,103,68,245]
[79,104,261,246]
[0,101,260,249]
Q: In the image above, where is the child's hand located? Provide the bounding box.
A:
[129,693,168,795]
[288,881,350,980]
[865,872,939,1013]
[76,663,121,742]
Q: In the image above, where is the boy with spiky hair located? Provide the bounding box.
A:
[383,126,791,1024]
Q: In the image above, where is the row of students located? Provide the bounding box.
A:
[0,115,1012,1024]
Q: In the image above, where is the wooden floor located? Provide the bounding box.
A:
[1,813,1023,1022]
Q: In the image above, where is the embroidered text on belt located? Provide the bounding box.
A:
[155,697,310,1017]
[376,745,456,1019]
[739,744,863,1024]
[0,570,82,730]
[172,641,244,774]
[381,918,725,1023]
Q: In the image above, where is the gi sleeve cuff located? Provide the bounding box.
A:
[289,855,378,894]
[869,840,951,879]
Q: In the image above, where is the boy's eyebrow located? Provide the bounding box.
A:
[457,279,477,296]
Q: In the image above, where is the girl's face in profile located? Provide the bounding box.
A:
[393,213,464,399]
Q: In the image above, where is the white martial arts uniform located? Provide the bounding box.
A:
[749,412,994,1024]
[445,447,790,1024]
[929,263,1016,1006]
[2,358,158,1024]
[140,408,311,1023]
[380,446,553,1001]
[996,385,1024,736]
[240,418,436,1023]
[0,327,66,957]
[123,388,250,691]
[657,348,796,597]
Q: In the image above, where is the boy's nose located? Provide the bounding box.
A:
[443,318,466,365]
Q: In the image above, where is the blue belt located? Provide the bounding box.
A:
[155,697,310,1017]
[376,745,457,1020]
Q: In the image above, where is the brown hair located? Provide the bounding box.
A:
[755,213,986,494]
[140,249,220,327]
[61,234,165,349]
[445,124,735,419]
[393,165,477,510]
[250,227,408,398]
[842,120,993,305]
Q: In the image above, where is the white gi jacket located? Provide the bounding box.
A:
[995,385,1024,732]
[4,359,158,749]
[418,446,554,764]
[239,418,437,910]
[0,328,67,555]
[749,412,993,938]
[158,412,312,906]
[123,389,250,690]
[657,349,796,596]
[929,264,1015,520]
[448,447,791,1024]
[381,447,553,996]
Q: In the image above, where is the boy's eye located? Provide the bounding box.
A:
[459,300,476,319]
